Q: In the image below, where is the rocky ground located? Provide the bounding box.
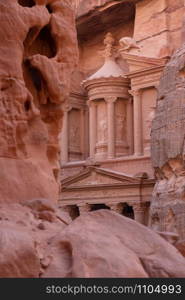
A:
[0,199,185,278]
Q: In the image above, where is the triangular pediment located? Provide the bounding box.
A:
[61,167,141,190]
[120,52,167,72]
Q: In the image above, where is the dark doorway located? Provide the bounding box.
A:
[122,203,134,219]
[68,205,80,220]
[91,203,110,211]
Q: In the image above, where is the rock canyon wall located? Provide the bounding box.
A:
[0,0,78,203]
[150,44,185,242]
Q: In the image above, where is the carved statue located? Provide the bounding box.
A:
[145,106,156,139]
[116,112,126,141]
[99,119,107,142]
[151,212,160,231]
[70,125,80,147]
[164,208,177,233]
[102,32,115,58]
[119,37,140,52]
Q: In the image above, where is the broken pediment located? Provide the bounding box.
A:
[119,53,167,72]
[61,167,141,190]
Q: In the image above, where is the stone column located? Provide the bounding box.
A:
[78,203,92,215]
[133,203,146,224]
[129,90,142,156]
[105,96,117,159]
[108,203,123,214]
[126,97,134,155]
[88,100,97,159]
[80,108,85,160]
[84,108,89,159]
[60,106,70,164]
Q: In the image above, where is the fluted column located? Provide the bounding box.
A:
[60,105,71,164]
[105,96,117,159]
[84,108,89,159]
[88,101,97,159]
[133,203,146,224]
[129,90,142,156]
[80,108,85,160]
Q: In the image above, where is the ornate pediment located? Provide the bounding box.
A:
[61,167,142,190]
[119,52,167,72]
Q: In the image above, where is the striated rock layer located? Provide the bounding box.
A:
[0,0,78,203]
[150,44,185,241]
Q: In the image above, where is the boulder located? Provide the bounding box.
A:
[42,210,185,278]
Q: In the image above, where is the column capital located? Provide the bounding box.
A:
[87,99,96,107]
[62,103,72,112]
[104,96,117,103]
[129,89,141,97]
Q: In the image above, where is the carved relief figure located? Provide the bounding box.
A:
[116,112,126,141]
[151,212,160,231]
[119,37,140,52]
[97,102,107,144]
[70,125,80,148]
[146,106,156,139]
[99,119,107,143]
[164,208,177,233]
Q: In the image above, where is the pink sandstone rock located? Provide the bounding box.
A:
[1,207,185,278]
[42,210,185,278]
[0,222,40,278]
[150,44,185,243]
[0,0,78,203]
[0,201,70,277]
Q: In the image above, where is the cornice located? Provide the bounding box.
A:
[126,64,165,79]
[82,76,130,93]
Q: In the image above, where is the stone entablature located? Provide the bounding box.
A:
[83,77,130,100]
[59,166,154,224]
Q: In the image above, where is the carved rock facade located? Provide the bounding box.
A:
[59,0,185,228]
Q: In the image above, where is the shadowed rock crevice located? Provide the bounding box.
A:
[18,0,35,7]
[46,4,53,14]
[24,25,57,59]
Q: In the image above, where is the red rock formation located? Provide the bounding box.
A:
[42,210,185,278]
[1,207,185,278]
[0,199,71,277]
[0,0,78,203]
[150,44,185,242]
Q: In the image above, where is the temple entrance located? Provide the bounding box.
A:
[91,203,110,211]
[122,203,134,219]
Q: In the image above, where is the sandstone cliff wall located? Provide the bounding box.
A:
[150,44,185,241]
[0,0,78,203]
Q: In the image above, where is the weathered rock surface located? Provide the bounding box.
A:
[42,210,185,278]
[74,0,140,18]
[150,44,185,241]
[1,208,185,278]
[0,199,71,277]
[0,0,78,203]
